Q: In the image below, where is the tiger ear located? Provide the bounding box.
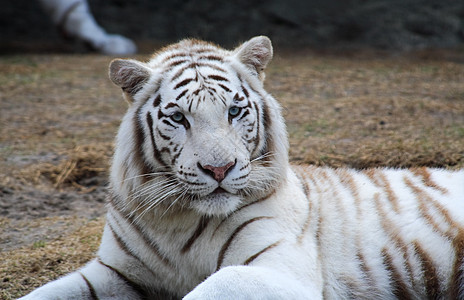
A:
[234,36,273,81]
[109,59,151,103]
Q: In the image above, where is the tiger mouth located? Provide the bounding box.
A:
[212,187,227,194]
[208,186,240,197]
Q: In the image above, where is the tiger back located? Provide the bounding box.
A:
[22,36,464,299]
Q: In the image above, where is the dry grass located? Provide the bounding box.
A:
[0,217,104,299]
[267,52,464,169]
[17,143,113,191]
[0,49,463,298]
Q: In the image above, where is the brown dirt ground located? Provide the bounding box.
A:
[1,48,464,299]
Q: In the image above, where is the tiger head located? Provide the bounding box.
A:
[109,36,289,217]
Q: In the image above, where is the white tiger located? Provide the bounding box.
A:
[22,36,464,299]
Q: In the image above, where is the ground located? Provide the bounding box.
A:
[0,48,463,299]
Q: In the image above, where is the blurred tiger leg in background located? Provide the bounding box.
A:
[38,0,137,55]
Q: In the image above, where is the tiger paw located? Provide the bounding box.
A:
[183,266,320,300]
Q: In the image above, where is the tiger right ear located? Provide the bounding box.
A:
[109,59,151,102]
[234,36,273,81]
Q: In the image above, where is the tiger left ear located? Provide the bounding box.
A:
[234,36,273,81]
[109,58,151,103]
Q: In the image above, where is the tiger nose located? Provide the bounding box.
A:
[198,160,236,182]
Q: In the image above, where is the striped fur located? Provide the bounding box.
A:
[22,36,464,299]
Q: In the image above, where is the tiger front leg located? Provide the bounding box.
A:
[183,265,322,300]
[20,259,142,300]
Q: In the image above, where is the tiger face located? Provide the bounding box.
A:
[109,36,289,216]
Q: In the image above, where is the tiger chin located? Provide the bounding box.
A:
[22,36,464,300]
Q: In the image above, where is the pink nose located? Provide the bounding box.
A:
[199,161,236,182]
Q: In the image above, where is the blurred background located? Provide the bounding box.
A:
[2,0,464,54]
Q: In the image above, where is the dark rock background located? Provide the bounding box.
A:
[1,0,464,52]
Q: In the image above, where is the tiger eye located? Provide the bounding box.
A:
[229,106,241,117]
[171,112,184,122]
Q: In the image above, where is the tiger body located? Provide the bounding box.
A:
[22,36,464,299]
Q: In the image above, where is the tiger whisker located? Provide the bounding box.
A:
[251,151,275,163]
[127,181,180,216]
[120,170,175,183]
[132,184,183,223]
[160,186,190,218]
[130,177,178,199]
[123,179,180,214]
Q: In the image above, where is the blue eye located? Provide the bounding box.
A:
[171,112,184,122]
[229,106,241,117]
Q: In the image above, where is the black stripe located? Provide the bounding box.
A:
[243,100,253,109]
[295,170,313,243]
[195,62,226,73]
[210,196,273,239]
[181,216,211,253]
[194,48,216,54]
[244,241,281,265]
[414,242,441,298]
[106,218,159,281]
[176,89,188,101]
[107,221,136,259]
[372,193,416,289]
[218,83,231,92]
[171,147,183,165]
[201,55,223,61]
[381,248,412,299]
[233,93,244,101]
[242,86,249,98]
[252,102,261,155]
[162,52,188,63]
[355,251,375,291]
[259,101,273,164]
[164,102,179,109]
[133,107,155,183]
[411,167,448,194]
[156,128,171,141]
[167,59,188,68]
[216,216,273,271]
[237,109,250,121]
[174,78,195,90]
[157,107,167,120]
[450,231,464,299]
[188,98,195,112]
[153,95,162,107]
[261,100,272,131]
[192,88,202,96]
[146,112,168,167]
[162,119,178,129]
[97,259,149,299]
[207,75,229,82]
[124,214,174,268]
[171,65,190,82]
[108,202,174,269]
[79,272,99,300]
